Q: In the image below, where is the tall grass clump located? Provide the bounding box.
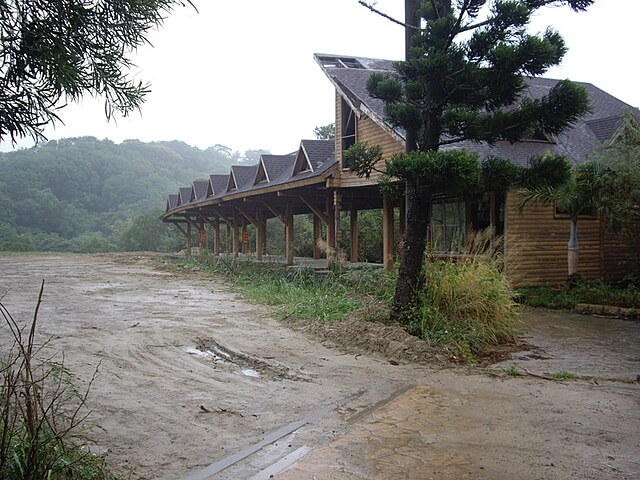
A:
[409,230,521,362]
[0,282,116,480]
[186,254,366,322]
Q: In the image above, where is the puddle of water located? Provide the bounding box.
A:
[184,346,221,360]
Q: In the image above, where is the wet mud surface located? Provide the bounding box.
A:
[0,253,638,480]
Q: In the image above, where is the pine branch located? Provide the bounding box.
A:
[357,1,421,30]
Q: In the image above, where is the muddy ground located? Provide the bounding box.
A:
[0,253,638,479]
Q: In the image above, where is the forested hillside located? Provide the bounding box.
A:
[0,137,262,252]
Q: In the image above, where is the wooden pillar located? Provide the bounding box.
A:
[285,205,294,266]
[186,220,193,259]
[350,206,358,263]
[213,217,220,255]
[312,214,321,259]
[198,222,206,249]
[225,222,231,254]
[383,196,394,270]
[256,208,265,261]
[241,222,248,255]
[232,213,239,258]
[326,194,336,265]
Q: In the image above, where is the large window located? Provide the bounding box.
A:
[430,200,466,252]
[341,99,356,168]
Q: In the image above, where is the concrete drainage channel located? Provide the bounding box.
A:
[185,338,313,382]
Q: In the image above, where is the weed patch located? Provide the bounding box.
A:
[408,231,521,363]
[0,281,117,480]
[518,280,640,310]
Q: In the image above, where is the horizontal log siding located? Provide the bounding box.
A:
[338,114,404,187]
[505,190,602,287]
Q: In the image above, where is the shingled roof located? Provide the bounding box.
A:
[177,187,192,206]
[166,194,178,212]
[257,154,296,184]
[228,165,258,193]
[315,53,640,166]
[191,180,209,202]
[208,174,229,198]
[300,139,336,171]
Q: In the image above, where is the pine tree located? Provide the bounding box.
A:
[351,0,593,320]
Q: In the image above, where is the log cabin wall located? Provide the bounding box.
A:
[504,190,602,287]
[334,91,404,188]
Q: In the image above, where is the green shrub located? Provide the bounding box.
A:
[410,252,520,363]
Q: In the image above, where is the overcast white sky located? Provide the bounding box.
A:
[1,0,638,155]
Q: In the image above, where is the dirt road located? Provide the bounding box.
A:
[0,254,637,479]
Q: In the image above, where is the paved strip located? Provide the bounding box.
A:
[247,446,312,480]
[183,388,367,480]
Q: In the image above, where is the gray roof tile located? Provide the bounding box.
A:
[301,139,335,171]
[192,180,209,201]
[316,53,640,165]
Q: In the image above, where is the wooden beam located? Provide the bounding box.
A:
[234,205,257,226]
[226,222,231,254]
[298,195,329,225]
[350,206,358,263]
[383,196,394,270]
[263,201,286,224]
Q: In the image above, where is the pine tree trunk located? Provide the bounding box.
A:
[391,183,432,322]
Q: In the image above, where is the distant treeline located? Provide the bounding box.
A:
[0,136,268,253]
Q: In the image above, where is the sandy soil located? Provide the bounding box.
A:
[0,253,637,479]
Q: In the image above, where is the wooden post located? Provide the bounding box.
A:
[241,222,248,255]
[256,208,265,261]
[326,194,336,265]
[198,222,206,249]
[312,214,321,259]
[232,213,239,258]
[226,222,231,254]
[350,206,358,263]
[383,196,394,270]
[213,216,220,255]
[285,205,294,266]
[186,220,192,259]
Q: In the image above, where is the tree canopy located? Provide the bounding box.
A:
[351,0,593,319]
[0,137,261,253]
[0,0,193,144]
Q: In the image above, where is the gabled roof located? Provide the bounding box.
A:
[166,194,178,212]
[178,187,192,206]
[227,165,258,192]
[208,174,229,198]
[299,139,335,173]
[314,53,640,166]
[191,180,209,202]
[256,154,296,185]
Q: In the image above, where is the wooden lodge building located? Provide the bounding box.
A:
[162,54,639,287]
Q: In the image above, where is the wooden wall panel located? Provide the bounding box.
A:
[338,114,404,187]
[505,190,602,287]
